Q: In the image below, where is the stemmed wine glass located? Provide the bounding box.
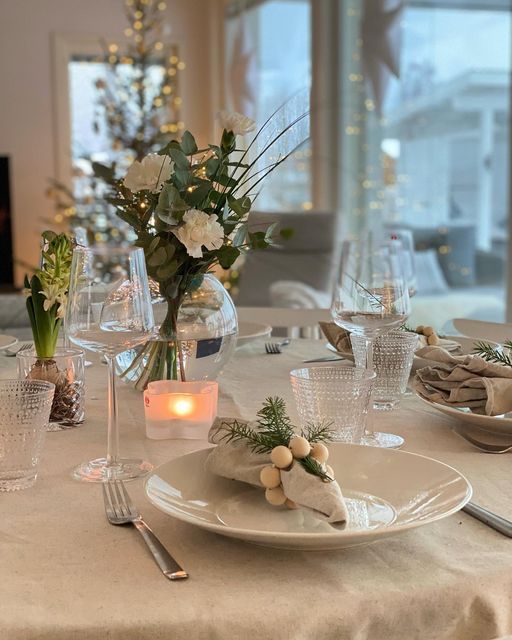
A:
[331,238,411,448]
[66,246,155,482]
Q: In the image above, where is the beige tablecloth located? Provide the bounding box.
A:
[1,339,512,640]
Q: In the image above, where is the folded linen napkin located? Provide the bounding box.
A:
[205,417,349,524]
[413,346,512,416]
[319,322,461,354]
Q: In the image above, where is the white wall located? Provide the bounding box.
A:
[0,0,216,286]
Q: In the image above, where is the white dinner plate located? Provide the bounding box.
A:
[237,321,272,346]
[0,334,18,351]
[416,393,512,437]
[144,443,471,550]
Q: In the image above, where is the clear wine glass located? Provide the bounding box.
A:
[66,246,155,482]
[331,238,411,448]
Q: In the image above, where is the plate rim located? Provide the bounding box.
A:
[237,321,272,342]
[0,335,18,351]
[415,392,512,427]
[144,443,472,542]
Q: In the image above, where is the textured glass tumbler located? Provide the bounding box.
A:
[17,347,85,430]
[351,331,418,411]
[0,380,55,491]
[290,366,376,443]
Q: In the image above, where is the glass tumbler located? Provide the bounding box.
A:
[290,366,376,443]
[351,330,418,410]
[0,380,55,491]
[17,347,85,430]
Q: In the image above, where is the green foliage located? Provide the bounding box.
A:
[473,341,512,367]
[25,232,73,358]
[218,397,334,482]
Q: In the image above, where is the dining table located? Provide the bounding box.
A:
[1,336,512,640]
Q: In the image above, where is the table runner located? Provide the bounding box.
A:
[1,339,512,640]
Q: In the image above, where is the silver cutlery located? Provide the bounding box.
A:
[454,428,512,454]
[265,338,291,354]
[102,480,188,581]
[463,501,512,537]
[4,342,32,357]
[302,356,344,363]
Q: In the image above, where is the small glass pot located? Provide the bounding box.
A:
[17,347,85,430]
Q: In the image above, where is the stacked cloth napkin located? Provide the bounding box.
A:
[319,322,461,354]
[413,346,512,416]
[205,418,349,524]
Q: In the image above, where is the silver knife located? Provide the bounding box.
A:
[302,356,344,363]
[463,501,512,537]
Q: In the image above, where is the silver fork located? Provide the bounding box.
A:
[265,338,291,354]
[4,342,32,357]
[102,480,188,581]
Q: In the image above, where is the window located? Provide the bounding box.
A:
[224,0,312,211]
[340,0,511,327]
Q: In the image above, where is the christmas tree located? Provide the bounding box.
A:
[47,0,184,246]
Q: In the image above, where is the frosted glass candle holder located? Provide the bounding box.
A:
[144,380,218,440]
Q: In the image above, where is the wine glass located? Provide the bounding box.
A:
[331,238,411,448]
[66,246,155,482]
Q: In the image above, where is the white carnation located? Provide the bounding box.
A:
[173,209,224,258]
[124,154,173,193]
[217,110,256,136]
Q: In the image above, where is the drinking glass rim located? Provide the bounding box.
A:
[15,346,85,359]
[73,245,143,257]
[0,379,56,397]
[289,366,377,382]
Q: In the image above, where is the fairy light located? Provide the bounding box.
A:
[158,1,166,9]
[154,41,163,51]
[169,55,179,64]
[162,85,171,94]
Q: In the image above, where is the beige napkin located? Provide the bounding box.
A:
[320,322,461,354]
[205,418,349,524]
[413,346,512,416]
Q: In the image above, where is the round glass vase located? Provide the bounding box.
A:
[17,347,85,431]
[116,274,238,390]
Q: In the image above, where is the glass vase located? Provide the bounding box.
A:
[116,274,238,390]
[17,347,85,431]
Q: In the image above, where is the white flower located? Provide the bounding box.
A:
[217,110,256,136]
[173,209,224,258]
[40,284,61,312]
[124,154,173,193]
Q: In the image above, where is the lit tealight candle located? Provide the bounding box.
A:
[144,380,218,440]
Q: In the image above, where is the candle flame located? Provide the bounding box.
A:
[171,396,195,417]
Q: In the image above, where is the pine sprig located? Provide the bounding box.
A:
[301,455,333,482]
[301,421,334,443]
[256,396,294,443]
[400,323,417,333]
[218,397,334,481]
[219,419,282,454]
[473,341,512,367]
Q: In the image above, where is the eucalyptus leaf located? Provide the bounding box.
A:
[205,157,220,177]
[168,147,190,170]
[217,245,240,269]
[232,224,247,248]
[185,182,211,207]
[180,130,198,155]
[157,260,179,280]
[147,246,167,267]
[228,194,251,217]
[149,237,161,253]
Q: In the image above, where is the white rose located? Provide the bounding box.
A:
[124,154,173,193]
[173,209,225,258]
[217,110,256,136]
